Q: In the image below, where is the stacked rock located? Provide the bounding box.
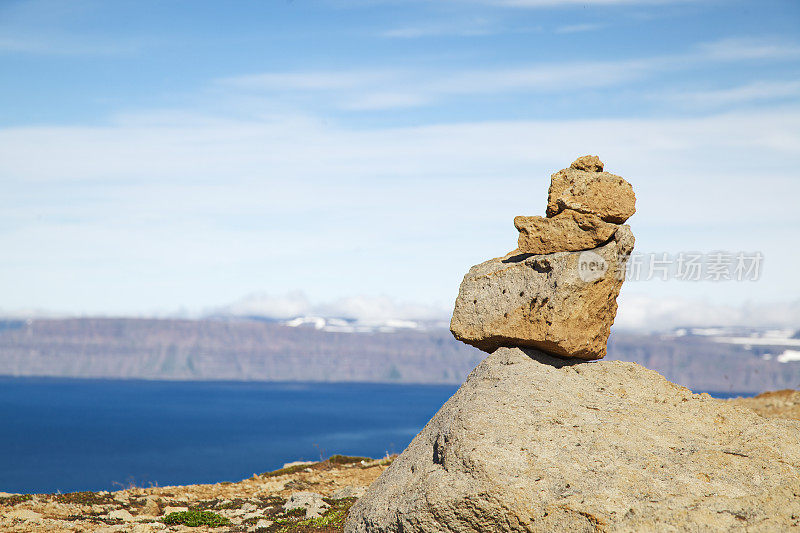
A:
[449,155,635,360]
[346,157,800,533]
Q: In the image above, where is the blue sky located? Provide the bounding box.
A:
[1,0,799,326]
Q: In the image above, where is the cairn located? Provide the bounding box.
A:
[450,155,635,359]
[345,157,800,533]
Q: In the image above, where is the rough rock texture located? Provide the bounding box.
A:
[546,162,636,224]
[450,225,633,359]
[345,348,800,533]
[729,389,800,421]
[514,210,617,255]
[570,154,604,172]
[284,491,330,518]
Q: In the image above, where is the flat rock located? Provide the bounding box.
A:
[345,347,800,533]
[514,210,617,255]
[450,225,634,359]
[546,166,636,224]
[332,485,367,499]
[5,509,42,522]
[283,491,329,518]
[108,509,134,521]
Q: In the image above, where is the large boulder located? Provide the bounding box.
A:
[345,347,800,533]
[450,225,634,359]
[546,159,636,224]
[514,210,617,255]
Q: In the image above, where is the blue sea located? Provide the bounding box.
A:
[0,377,747,494]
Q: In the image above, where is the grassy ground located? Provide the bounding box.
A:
[0,455,394,532]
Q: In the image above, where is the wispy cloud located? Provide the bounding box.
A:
[696,38,800,61]
[616,295,800,331]
[2,106,799,313]
[216,291,449,323]
[0,34,142,56]
[664,80,800,107]
[214,38,800,111]
[381,18,498,38]
[340,92,432,110]
[0,0,144,56]
[216,60,646,112]
[554,23,605,34]
[219,71,401,91]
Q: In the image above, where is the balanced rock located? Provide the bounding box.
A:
[345,347,800,533]
[547,157,636,224]
[451,224,633,359]
[514,210,617,255]
[570,154,603,172]
[450,156,635,360]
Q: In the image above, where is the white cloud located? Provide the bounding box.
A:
[381,18,497,38]
[218,71,400,91]
[214,291,313,319]
[3,107,799,187]
[317,295,449,323]
[554,23,605,34]
[1,105,799,315]
[210,38,800,111]
[0,0,144,56]
[214,292,449,323]
[696,38,800,61]
[340,92,432,110]
[663,80,800,107]
[615,295,800,331]
[0,34,142,55]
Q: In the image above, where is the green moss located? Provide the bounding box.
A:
[326,455,371,465]
[269,497,357,532]
[261,455,375,479]
[363,456,394,468]
[0,494,32,506]
[51,491,115,506]
[262,463,316,478]
[162,510,231,527]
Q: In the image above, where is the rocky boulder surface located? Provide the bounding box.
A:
[728,389,800,421]
[513,211,617,255]
[450,225,633,358]
[345,348,800,532]
[546,156,636,224]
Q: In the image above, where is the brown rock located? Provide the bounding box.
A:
[139,496,162,516]
[546,166,636,224]
[570,154,603,172]
[450,225,634,359]
[514,210,617,255]
[729,389,800,421]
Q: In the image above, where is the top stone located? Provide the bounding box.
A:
[570,154,603,172]
[547,156,636,224]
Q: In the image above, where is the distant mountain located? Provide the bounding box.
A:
[0,318,481,385]
[0,318,797,393]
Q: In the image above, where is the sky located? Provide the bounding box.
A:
[1,0,799,326]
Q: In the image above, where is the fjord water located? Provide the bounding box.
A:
[0,378,457,494]
[0,377,747,494]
